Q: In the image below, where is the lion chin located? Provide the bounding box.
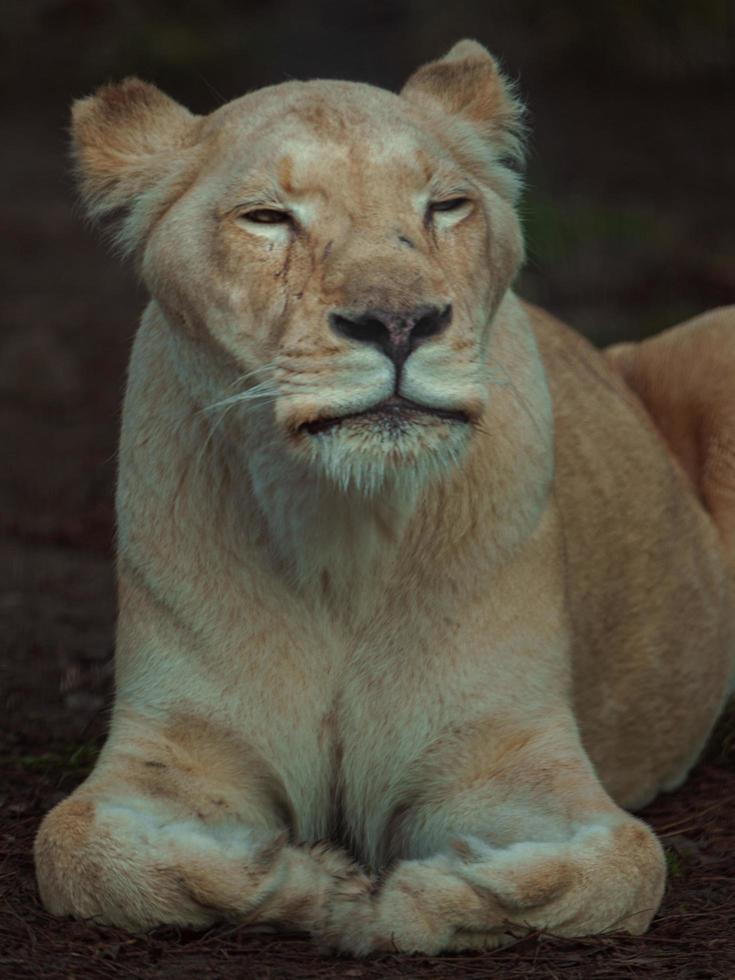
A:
[295,396,474,495]
[34,38,735,958]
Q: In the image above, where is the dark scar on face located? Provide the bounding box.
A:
[397,234,415,248]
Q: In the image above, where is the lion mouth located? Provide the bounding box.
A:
[300,396,470,435]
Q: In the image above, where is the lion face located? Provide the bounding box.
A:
[72,41,525,492]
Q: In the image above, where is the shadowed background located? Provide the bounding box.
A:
[1,3,734,978]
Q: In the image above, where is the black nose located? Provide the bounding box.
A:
[329,304,452,370]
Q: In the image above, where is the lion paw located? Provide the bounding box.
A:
[320,827,662,956]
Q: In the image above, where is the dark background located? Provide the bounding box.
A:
[1,3,734,978]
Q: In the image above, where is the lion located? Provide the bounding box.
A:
[34,40,735,956]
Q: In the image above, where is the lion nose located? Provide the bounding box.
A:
[329,304,452,370]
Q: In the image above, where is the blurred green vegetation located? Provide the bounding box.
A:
[664,847,685,878]
[523,195,673,264]
[705,699,735,770]
[3,739,102,777]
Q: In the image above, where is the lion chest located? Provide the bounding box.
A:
[248,622,506,865]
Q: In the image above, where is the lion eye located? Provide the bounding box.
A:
[429,197,471,213]
[240,208,292,224]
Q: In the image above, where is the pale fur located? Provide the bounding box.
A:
[35,40,735,956]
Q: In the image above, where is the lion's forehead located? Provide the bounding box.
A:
[214,139,461,229]
[206,82,450,197]
[278,131,427,172]
[211,78,419,134]
[273,135,433,203]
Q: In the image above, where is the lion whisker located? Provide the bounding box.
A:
[222,362,279,390]
[201,380,280,416]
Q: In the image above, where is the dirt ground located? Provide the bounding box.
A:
[2,59,735,980]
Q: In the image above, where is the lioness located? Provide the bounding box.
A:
[35,40,735,955]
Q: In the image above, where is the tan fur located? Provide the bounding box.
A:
[606,308,735,571]
[35,40,735,956]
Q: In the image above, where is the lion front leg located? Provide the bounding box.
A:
[324,716,666,955]
[326,820,663,955]
[35,711,368,934]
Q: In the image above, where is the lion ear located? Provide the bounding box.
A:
[71,77,200,250]
[401,39,525,178]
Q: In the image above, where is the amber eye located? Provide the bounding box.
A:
[240,208,292,224]
[429,197,471,213]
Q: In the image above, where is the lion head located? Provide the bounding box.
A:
[72,40,525,494]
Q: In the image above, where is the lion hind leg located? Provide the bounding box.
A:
[605,305,735,571]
